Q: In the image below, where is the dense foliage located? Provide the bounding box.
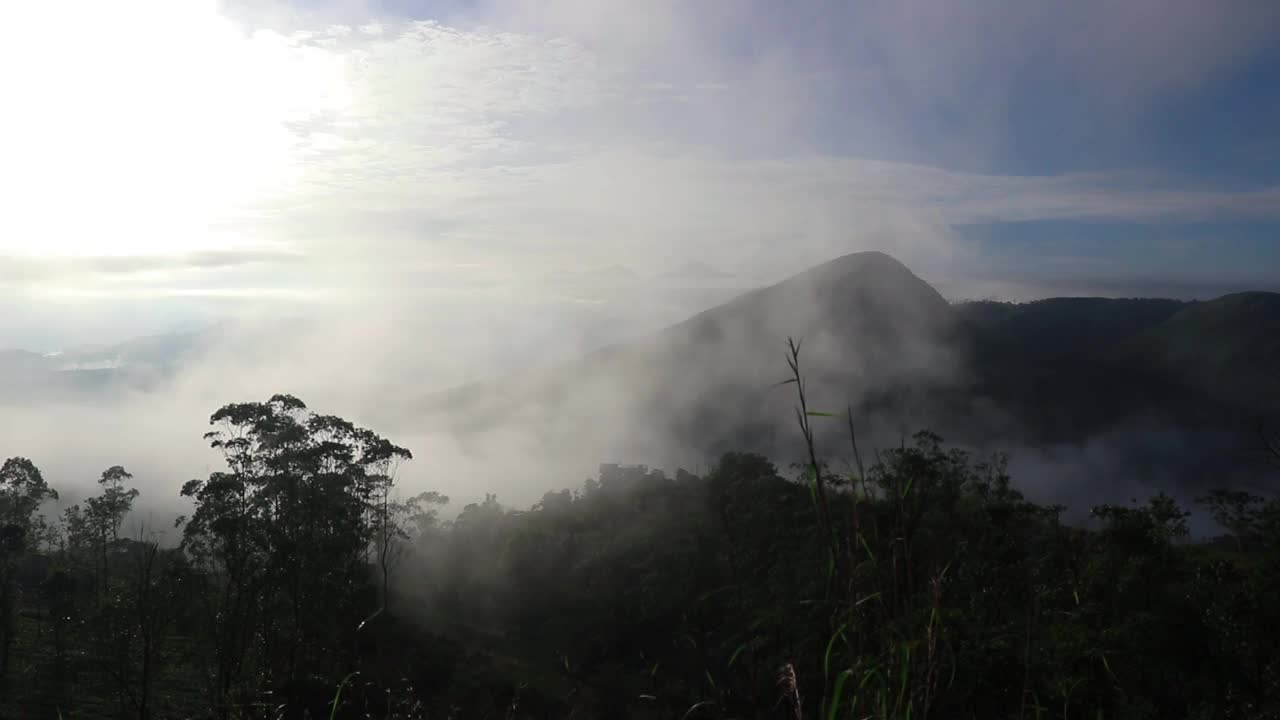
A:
[3,374,1280,718]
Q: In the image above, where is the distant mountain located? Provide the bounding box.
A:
[951,293,1280,436]
[955,297,1188,364]
[1117,292,1280,413]
[658,261,733,282]
[423,252,1280,490]
[7,252,1279,496]
[0,349,48,374]
[0,329,211,403]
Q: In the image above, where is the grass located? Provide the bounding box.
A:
[2,607,206,720]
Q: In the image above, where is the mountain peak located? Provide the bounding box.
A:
[774,251,922,291]
[640,249,956,400]
[760,250,947,321]
[824,249,909,271]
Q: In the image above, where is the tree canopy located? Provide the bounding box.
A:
[1,386,1279,719]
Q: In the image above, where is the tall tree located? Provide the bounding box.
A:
[179,395,412,718]
[0,458,58,679]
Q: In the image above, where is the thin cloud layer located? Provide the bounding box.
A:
[3,1,1277,305]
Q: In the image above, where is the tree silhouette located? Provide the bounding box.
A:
[0,457,57,679]
[179,394,411,718]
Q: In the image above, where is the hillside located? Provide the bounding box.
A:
[423,253,1280,487]
[425,252,968,459]
[0,331,207,403]
[1117,292,1280,413]
[6,252,1278,489]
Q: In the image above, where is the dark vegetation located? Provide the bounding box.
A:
[3,255,1279,718]
[954,293,1280,444]
[3,338,1280,719]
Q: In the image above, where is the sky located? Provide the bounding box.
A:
[1,0,1279,352]
[2,0,1279,520]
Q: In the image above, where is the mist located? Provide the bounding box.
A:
[5,4,1280,716]
[3,0,1280,526]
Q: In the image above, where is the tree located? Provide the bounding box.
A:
[373,489,448,616]
[179,394,413,718]
[71,466,141,602]
[0,458,58,550]
[1262,422,1280,469]
[1197,489,1266,550]
[70,469,166,720]
[1090,493,1190,553]
[105,528,184,720]
[0,457,58,679]
[88,466,139,541]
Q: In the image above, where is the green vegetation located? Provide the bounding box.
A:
[2,347,1280,719]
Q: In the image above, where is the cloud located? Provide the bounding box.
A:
[5,1,1279,304]
[3,0,1280,517]
[0,250,303,281]
[197,11,1280,294]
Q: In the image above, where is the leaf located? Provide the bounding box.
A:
[681,700,716,720]
[329,671,359,720]
[858,533,877,563]
[824,625,848,682]
[855,592,882,608]
[1100,653,1117,681]
[826,669,854,720]
[896,647,911,712]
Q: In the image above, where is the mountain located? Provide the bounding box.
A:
[1117,292,1280,413]
[429,252,982,459]
[955,297,1188,365]
[0,329,211,404]
[423,252,1280,491]
[0,349,48,374]
[6,252,1278,496]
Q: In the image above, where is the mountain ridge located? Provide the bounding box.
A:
[419,252,1280,488]
[6,251,1279,471]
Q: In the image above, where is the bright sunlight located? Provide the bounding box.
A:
[0,0,343,258]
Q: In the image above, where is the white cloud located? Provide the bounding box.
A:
[2,1,1277,307]
[205,13,1280,286]
[4,0,1279,513]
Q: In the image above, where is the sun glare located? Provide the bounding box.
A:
[0,0,344,259]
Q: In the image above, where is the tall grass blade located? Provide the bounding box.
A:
[681,700,715,719]
[824,624,848,682]
[826,669,854,720]
[329,671,359,720]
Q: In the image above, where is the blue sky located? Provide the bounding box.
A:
[1,0,1279,349]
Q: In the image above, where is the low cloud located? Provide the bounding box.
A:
[0,250,303,283]
[2,0,1278,525]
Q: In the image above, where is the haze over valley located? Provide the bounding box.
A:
[4,250,1278,526]
[2,1,1280,717]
